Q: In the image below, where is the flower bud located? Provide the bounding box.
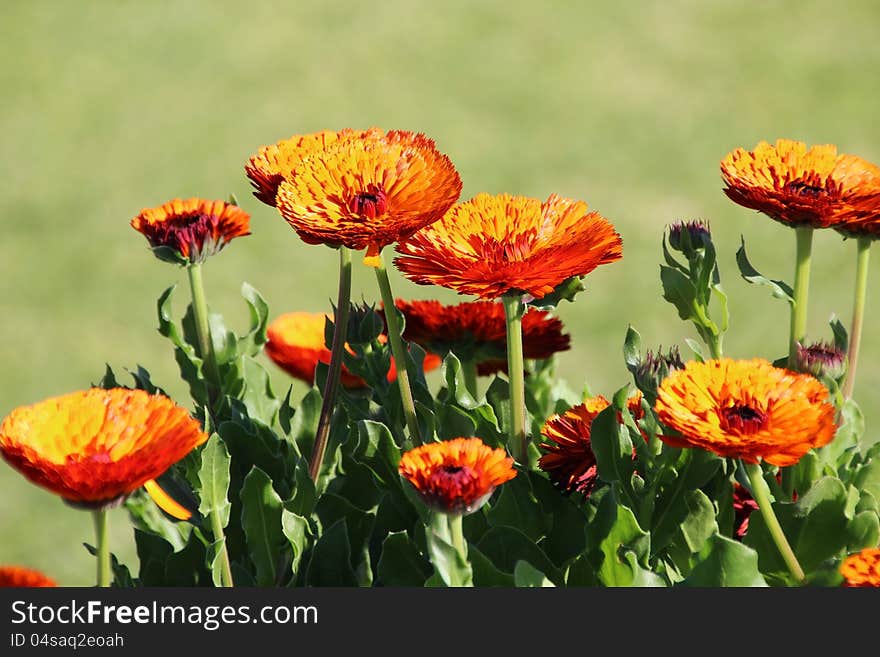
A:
[794,341,847,382]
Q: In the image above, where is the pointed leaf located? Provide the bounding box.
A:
[240,466,285,586]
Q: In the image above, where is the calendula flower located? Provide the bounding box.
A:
[131,198,251,264]
[720,139,880,229]
[388,299,570,375]
[0,566,56,587]
[251,128,461,264]
[654,358,836,466]
[840,548,880,587]
[265,312,439,388]
[538,394,643,496]
[395,193,623,299]
[398,437,516,514]
[0,388,208,507]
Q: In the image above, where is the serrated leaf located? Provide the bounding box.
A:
[240,466,286,586]
[281,509,310,579]
[197,434,231,528]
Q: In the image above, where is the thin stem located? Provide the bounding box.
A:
[186,263,221,400]
[309,247,353,482]
[92,509,110,588]
[374,253,421,445]
[448,513,467,561]
[210,508,235,588]
[461,359,479,398]
[842,237,871,400]
[743,461,805,584]
[502,294,527,463]
[788,227,814,368]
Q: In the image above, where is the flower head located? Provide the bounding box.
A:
[0,388,208,507]
[398,437,516,514]
[654,358,836,466]
[794,340,847,381]
[265,312,439,388]
[131,198,251,264]
[538,394,643,496]
[251,129,461,262]
[388,299,570,375]
[840,548,880,587]
[720,139,880,229]
[667,220,712,253]
[395,193,623,300]
[0,566,56,587]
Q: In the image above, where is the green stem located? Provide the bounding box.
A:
[186,263,221,400]
[842,237,871,400]
[374,253,421,445]
[461,359,479,398]
[309,247,352,482]
[743,461,805,584]
[210,508,235,588]
[788,227,814,368]
[92,510,110,588]
[502,294,527,463]
[448,513,467,561]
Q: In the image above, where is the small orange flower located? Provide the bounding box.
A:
[654,358,836,466]
[395,193,623,300]
[0,388,208,507]
[839,548,880,587]
[720,139,880,229]
[131,198,251,264]
[249,128,461,262]
[398,437,516,514]
[0,566,57,587]
[538,394,643,495]
[265,312,440,388]
[388,299,570,375]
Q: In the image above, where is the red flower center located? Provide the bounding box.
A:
[431,464,477,490]
[349,186,387,219]
[148,212,221,257]
[784,181,825,198]
[720,404,767,434]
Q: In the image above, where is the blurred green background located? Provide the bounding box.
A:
[2,1,879,585]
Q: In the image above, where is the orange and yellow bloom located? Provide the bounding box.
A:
[839,548,880,587]
[0,388,208,507]
[395,193,623,300]
[0,566,57,587]
[265,312,440,388]
[131,198,251,264]
[654,358,836,466]
[389,299,570,375]
[247,128,462,263]
[538,394,643,495]
[720,138,880,230]
[398,437,516,514]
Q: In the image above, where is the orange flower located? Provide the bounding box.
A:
[398,437,516,514]
[251,128,461,262]
[265,312,440,388]
[538,394,643,495]
[131,198,251,264]
[0,566,56,587]
[720,139,880,229]
[654,358,836,466]
[839,548,880,587]
[0,388,208,507]
[388,299,570,375]
[395,193,623,300]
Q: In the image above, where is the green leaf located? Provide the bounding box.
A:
[681,534,768,587]
[426,526,473,587]
[355,420,402,488]
[830,314,849,353]
[134,530,174,586]
[514,561,555,587]
[197,434,231,528]
[736,237,794,303]
[623,325,642,373]
[595,500,658,587]
[281,509,310,579]
[527,275,585,309]
[477,526,561,585]
[469,545,516,586]
[590,404,635,492]
[660,265,699,322]
[239,282,270,355]
[306,519,358,586]
[484,474,548,541]
[377,531,432,586]
[240,466,286,586]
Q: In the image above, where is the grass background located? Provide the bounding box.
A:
[2,0,879,585]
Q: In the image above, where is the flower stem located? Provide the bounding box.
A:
[448,513,467,561]
[186,263,221,400]
[92,509,111,588]
[842,237,871,400]
[309,247,353,482]
[374,253,422,445]
[502,293,527,463]
[461,359,479,398]
[788,227,814,368]
[210,507,235,588]
[743,461,805,584]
